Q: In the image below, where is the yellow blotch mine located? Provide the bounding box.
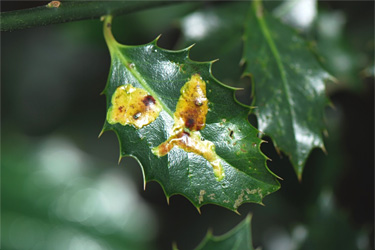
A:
[152,74,224,181]
[107,84,162,129]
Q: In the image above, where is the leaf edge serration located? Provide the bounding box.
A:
[100,15,280,213]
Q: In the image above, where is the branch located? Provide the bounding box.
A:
[0,1,179,32]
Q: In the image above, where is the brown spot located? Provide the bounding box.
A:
[185,118,195,129]
[142,95,156,106]
[152,74,224,180]
[107,23,111,28]
[107,84,162,129]
[177,131,190,145]
[229,130,234,138]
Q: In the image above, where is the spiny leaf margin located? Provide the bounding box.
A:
[242,0,332,180]
[101,15,280,212]
[187,214,255,250]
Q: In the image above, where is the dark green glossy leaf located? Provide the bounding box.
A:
[192,215,255,250]
[242,0,331,179]
[101,15,279,212]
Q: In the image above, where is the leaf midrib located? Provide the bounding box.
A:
[114,48,174,117]
[104,15,273,187]
[104,15,174,117]
[253,1,298,148]
[114,46,274,185]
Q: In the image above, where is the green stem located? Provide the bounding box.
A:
[1,1,178,32]
[103,15,117,50]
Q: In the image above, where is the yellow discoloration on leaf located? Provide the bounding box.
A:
[107,84,162,129]
[152,74,224,181]
[153,130,224,180]
[174,73,208,131]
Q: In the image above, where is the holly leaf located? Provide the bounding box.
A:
[242,1,331,179]
[191,215,255,250]
[101,15,279,212]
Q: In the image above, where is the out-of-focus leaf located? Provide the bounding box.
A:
[242,0,331,179]
[299,190,369,250]
[273,0,317,31]
[316,11,363,91]
[1,136,157,250]
[192,215,255,250]
[178,2,248,85]
[262,190,369,250]
[362,63,375,78]
[101,15,279,212]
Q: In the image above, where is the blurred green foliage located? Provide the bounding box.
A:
[1,1,373,250]
[2,135,157,250]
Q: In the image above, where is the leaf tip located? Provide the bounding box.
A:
[239,58,246,67]
[275,175,283,181]
[234,209,241,216]
[186,43,196,51]
[172,242,179,250]
[196,206,202,214]
[98,129,104,138]
[327,74,339,84]
[154,34,162,44]
[210,58,219,64]
[297,172,303,183]
[321,143,328,155]
[118,155,123,165]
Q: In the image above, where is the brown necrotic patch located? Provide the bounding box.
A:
[174,74,208,131]
[106,84,162,129]
[142,95,156,106]
[152,74,224,181]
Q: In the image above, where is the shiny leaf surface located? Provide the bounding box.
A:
[101,15,279,212]
[242,0,331,179]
